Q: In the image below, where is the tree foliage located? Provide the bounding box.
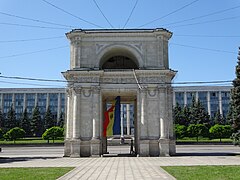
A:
[175,124,187,139]
[213,110,225,125]
[30,106,43,137]
[0,108,4,130]
[44,106,55,131]
[231,130,240,145]
[20,108,31,137]
[187,124,208,142]
[189,98,209,125]
[209,124,232,142]
[4,127,25,143]
[5,104,16,131]
[0,128,3,139]
[58,112,65,128]
[42,126,64,143]
[230,47,240,132]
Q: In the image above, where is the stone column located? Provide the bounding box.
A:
[207,91,211,116]
[159,87,170,156]
[126,104,131,135]
[91,87,101,156]
[219,91,223,115]
[64,89,72,157]
[184,91,187,106]
[70,37,81,69]
[57,93,61,120]
[138,88,149,156]
[70,88,81,158]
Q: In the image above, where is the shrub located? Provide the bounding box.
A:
[175,124,187,139]
[187,124,208,142]
[4,127,25,143]
[42,126,64,143]
[231,130,240,146]
[209,125,233,142]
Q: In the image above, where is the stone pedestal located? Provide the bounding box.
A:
[70,139,81,158]
[149,140,159,156]
[63,139,71,157]
[169,139,176,155]
[91,139,101,157]
[159,138,170,156]
[139,140,149,157]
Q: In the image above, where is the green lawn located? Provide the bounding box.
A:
[0,137,64,145]
[177,137,232,143]
[0,167,73,180]
[162,165,240,180]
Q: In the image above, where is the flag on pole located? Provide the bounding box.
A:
[103,96,121,137]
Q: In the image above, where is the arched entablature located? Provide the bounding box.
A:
[97,44,143,70]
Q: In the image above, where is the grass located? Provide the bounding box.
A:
[177,137,232,143]
[162,165,240,180]
[0,167,74,180]
[0,137,64,145]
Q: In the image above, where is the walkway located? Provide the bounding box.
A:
[1,145,240,179]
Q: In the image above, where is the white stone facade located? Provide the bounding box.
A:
[62,28,176,157]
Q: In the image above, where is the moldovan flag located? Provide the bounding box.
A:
[103,96,121,137]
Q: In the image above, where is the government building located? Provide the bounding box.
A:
[0,85,232,131]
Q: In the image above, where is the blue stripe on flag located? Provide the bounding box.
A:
[113,96,121,135]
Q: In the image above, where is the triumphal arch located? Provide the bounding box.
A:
[62,28,176,157]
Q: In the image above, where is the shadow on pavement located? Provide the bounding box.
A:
[175,152,240,156]
[0,156,59,164]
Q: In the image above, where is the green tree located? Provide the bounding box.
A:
[175,124,187,139]
[187,124,208,142]
[20,108,31,137]
[5,104,16,131]
[173,103,190,126]
[57,112,65,128]
[182,106,191,126]
[4,127,25,143]
[230,47,240,132]
[226,102,234,125]
[0,128,3,139]
[231,130,240,145]
[213,110,225,125]
[42,126,64,143]
[30,106,43,137]
[189,98,209,125]
[0,108,4,130]
[44,106,55,131]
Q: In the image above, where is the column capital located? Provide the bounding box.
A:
[73,87,82,94]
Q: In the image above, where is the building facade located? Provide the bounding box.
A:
[0,88,65,122]
[173,86,231,117]
[0,86,232,122]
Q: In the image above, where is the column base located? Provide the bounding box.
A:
[139,140,149,157]
[159,138,170,157]
[169,139,176,155]
[70,139,81,158]
[63,139,71,157]
[91,139,101,157]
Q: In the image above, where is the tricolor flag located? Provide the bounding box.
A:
[103,96,121,137]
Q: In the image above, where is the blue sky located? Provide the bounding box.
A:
[0,0,239,88]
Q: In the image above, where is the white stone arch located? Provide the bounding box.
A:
[96,44,144,69]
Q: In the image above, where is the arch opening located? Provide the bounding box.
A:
[102,56,138,69]
[99,47,140,70]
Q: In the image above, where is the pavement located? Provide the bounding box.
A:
[1,145,240,179]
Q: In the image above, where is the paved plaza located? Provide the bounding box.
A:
[0,145,240,179]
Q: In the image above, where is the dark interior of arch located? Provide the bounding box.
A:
[102,56,138,69]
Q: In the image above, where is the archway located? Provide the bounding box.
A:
[98,45,141,70]
[101,93,138,157]
[102,56,138,69]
